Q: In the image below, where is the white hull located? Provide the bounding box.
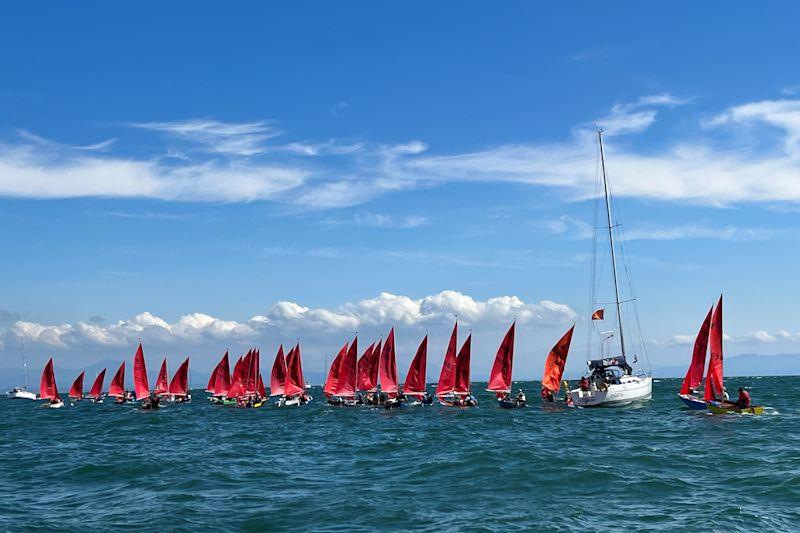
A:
[569,375,652,407]
[7,389,37,400]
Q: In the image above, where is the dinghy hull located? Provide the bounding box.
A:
[678,393,707,410]
[707,401,764,415]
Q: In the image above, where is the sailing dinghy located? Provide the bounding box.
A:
[281,343,313,407]
[677,306,713,410]
[154,358,170,400]
[168,357,191,403]
[487,323,523,408]
[108,361,131,403]
[704,296,764,415]
[380,328,405,409]
[86,369,106,403]
[403,335,432,406]
[568,131,653,407]
[207,351,231,404]
[40,358,63,408]
[437,323,477,407]
[134,343,159,410]
[541,326,576,408]
[69,371,85,403]
[325,339,359,406]
[357,341,381,405]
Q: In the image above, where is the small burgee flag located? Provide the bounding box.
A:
[591,309,604,320]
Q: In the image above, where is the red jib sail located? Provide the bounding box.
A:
[87,369,106,399]
[206,364,218,393]
[69,371,85,400]
[133,343,150,401]
[168,357,190,396]
[680,307,713,395]
[324,343,348,398]
[154,358,169,395]
[213,352,231,396]
[704,295,725,402]
[487,322,516,396]
[379,328,400,396]
[227,356,245,399]
[284,343,306,397]
[270,345,287,396]
[334,337,358,398]
[403,335,428,398]
[541,325,575,393]
[240,350,253,396]
[454,334,472,395]
[257,374,266,397]
[108,362,126,397]
[436,322,458,396]
[356,343,376,391]
[40,358,59,401]
[368,339,382,391]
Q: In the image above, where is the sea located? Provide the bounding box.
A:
[1,377,798,531]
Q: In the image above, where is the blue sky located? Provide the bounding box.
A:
[1,2,800,380]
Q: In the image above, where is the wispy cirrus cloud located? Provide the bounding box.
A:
[130,119,281,156]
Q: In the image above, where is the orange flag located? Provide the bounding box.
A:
[591,309,604,320]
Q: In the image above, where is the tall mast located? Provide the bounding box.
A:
[598,130,626,358]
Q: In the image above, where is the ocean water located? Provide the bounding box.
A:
[1,377,798,531]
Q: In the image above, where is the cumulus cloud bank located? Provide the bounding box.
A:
[8,291,577,349]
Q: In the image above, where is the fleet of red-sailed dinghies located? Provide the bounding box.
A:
[6,132,764,415]
[13,302,763,414]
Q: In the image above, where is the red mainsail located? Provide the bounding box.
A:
[206,364,218,393]
[541,326,575,393]
[40,357,59,401]
[69,371,85,400]
[333,337,358,398]
[379,328,400,396]
[542,326,575,392]
[454,334,472,395]
[356,343,376,391]
[436,322,458,396]
[87,369,106,399]
[270,345,287,396]
[168,357,190,396]
[213,352,231,396]
[154,358,169,395]
[284,343,306,397]
[133,343,150,400]
[680,307,713,395]
[487,322,515,395]
[240,350,253,395]
[704,295,724,402]
[403,335,428,398]
[323,343,348,398]
[108,362,126,397]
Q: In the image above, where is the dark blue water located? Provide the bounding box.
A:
[1,377,798,531]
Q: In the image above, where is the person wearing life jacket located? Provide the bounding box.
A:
[516,389,526,405]
[579,376,590,391]
[734,387,751,409]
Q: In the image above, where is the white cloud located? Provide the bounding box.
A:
[8,291,577,348]
[131,119,280,156]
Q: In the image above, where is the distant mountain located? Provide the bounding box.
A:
[654,353,800,378]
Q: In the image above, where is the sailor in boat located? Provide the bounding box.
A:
[733,388,751,409]
[463,393,477,407]
[46,397,64,408]
[140,392,160,410]
[515,389,526,406]
[541,388,554,403]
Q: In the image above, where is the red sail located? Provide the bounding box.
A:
[356,343,376,391]
[69,371,85,399]
[454,334,472,395]
[323,343,348,397]
[87,369,106,399]
[541,326,575,393]
[168,357,190,396]
[334,337,358,398]
[704,296,725,402]
[284,343,306,397]
[206,364,218,393]
[154,358,169,395]
[40,358,59,401]
[270,345,287,396]
[487,322,515,395]
[133,343,150,400]
[680,307,713,395]
[108,361,126,397]
[403,335,428,398]
[240,350,253,395]
[213,352,232,396]
[227,356,245,399]
[379,328,399,396]
[368,339,382,391]
[257,374,266,397]
[436,322,458,396]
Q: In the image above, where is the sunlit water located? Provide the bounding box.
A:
[1,377,798,531]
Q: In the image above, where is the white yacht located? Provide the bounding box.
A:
[7,348,38,400]
[569,131,652,407]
